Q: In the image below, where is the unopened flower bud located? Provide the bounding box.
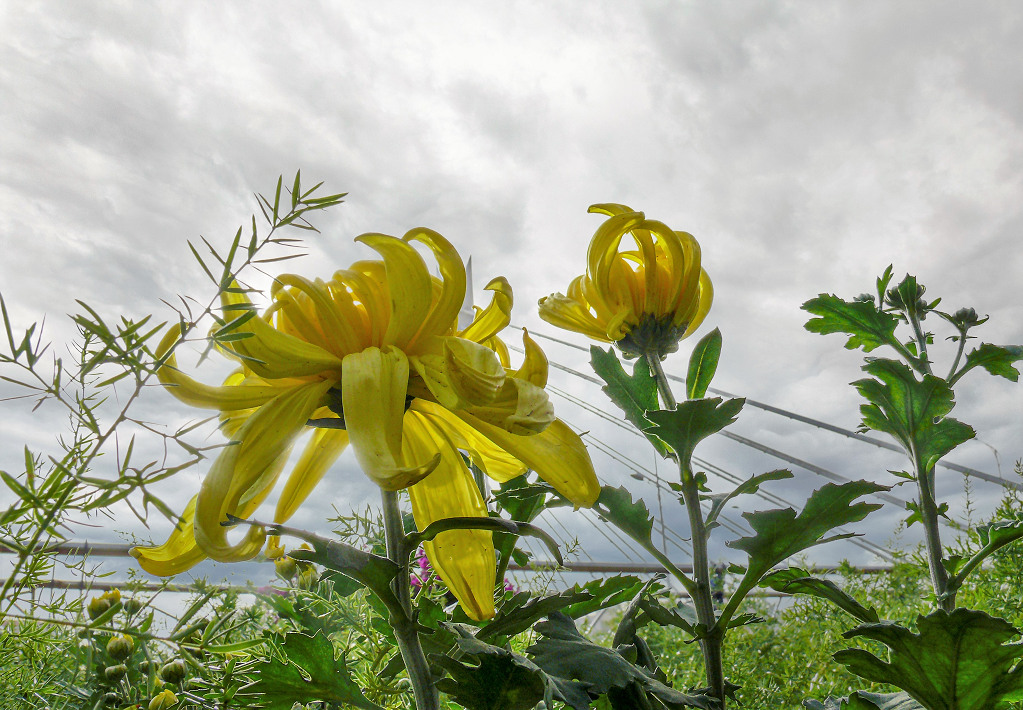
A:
[105,664,128,681]
[106,634,134,661]
[296,565,318,591]
[122,597,143,615]
[88,589,121,620]
[275,556,297,580]
[148,689,178,710]
[158,659,187,684]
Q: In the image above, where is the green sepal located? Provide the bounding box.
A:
[247,631,383,710]
[527,613,716,709]
[833,608,1023,710]
[644,397,745,467]
[590,345,674,458]
[760,568,879,624]
[686,327,722,399]
[853,359,975,471]
[802,293,899,352]
[433,624,592,710]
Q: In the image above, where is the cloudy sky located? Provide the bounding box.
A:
[2,2,1022,591]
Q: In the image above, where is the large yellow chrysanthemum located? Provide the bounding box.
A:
[538,204,713,357]
[131,228,599,620]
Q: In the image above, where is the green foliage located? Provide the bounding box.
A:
[834,608,1023,710]
[805,691,925,709]
[686,327,722,400]
[802,293,899,353]
[249,631,383,710]
[591,344,673,457]
[644,397,745,468]
[760,568,879,624]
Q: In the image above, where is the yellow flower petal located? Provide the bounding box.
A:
[341,346,439,490]
[271,274,362,355]
[155,327,285,410]
[404,411,496,621]
[411,400,527,482]
[458,277,513,343]
[194,379,334,562]
[274,427,350,524]
[464,377,554,435]
[220,284,344,379]
[130,496,207,576]
[537,293,610,342]
[680,269,714,338]
[408,336,506,409]
[402,228,467,347]
[355,234,433,348]
[510,330,548,388]
[452,413,600,508]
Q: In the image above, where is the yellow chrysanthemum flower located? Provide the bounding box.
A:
[538,204,713,358]
[131,228,599,620]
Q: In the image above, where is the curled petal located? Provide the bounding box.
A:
[274,427,350,524]
[404,412,496,621]
[408,337,506,409]
[464,378,554,435]
[510,330,548,388]
[452,413,600,508]
[411,400,527,482]
[679,269,714,338]
[403,228,467,346]
[194,380,334,562]
[355,234,433,348]
[458,277,513,343]
[130,496,207,576]
[342,346,438,490]
[271,274,362,355]
[537,292,610,343]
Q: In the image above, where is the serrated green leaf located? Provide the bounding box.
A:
[434,626,591,710]
[590,345,673,457]
[248,631,382,710]
[644,397,745,466]
[761,568,878,624]
[803,293,899,352]
[705,469,793,531]
[596,485,655,547]
[954,343,1023,384]
[637,595,700,637]
[729,481,887,590]
[528,613,715,709]
[854,359,975,471]
[834,608,1023,710]
[686,327,722,399]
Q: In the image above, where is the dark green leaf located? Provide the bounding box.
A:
[955,343,1023,383]
[760,568,879,623]
[686,327,722,399]
[637,595,700,638]
[705,469,793,531]
[596,485,655,548]
[644,397,745,465]
[248,631,382,710]
[528,613,716,709]
[434,626,591,710]
[590,345,673,457]
[479,576,644,642]
[729,481,887,590]
[802,293,899,352]
[854,359,975,471]
[834,608,1023,710]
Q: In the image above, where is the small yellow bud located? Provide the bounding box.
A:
[104,664,128,681]
[106,634,134,661]
[148,689,178,710]
[88,589,121,620]
[274,555,297,580]
[296,565,319,590]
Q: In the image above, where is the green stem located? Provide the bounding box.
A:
[646,353,726,707]
[946,327,968,382]
[381,490,439,710]
[914,455,952,611]
[909,313,933,376]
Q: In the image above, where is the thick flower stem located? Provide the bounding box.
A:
[381,490,439,710]
[915,463,953,611]
[646,353,727,708]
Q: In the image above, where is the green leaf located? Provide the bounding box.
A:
[686,327,722,399]
[833,608,1023,710]
[705,469,793,532]
[955,343,1023,383]
[802,293,899,352]
[728,481,887,591]
[248,631,382,710]
[528,613,716,709]
[803,691,925,709]
[760,568,879,624]
[434,626,591,710]
[637,595,701,638]
[478,576,644,642]
[590,345,673,457]
[854,359,975,471]
[644,397,745,465]
[596,485,655,548]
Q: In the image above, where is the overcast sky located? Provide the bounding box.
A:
[2,1,1022,591]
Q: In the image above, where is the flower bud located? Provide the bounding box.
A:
[106,634,134,661]
[158,659,187,684]
[104,664,128,681]
[88,589,121,620]
[274,555,297,580]
[296,565,319,590]
[122,597,143,615]
[148,689,178,710]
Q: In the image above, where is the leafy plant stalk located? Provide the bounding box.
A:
[381,489,439,710]
[646,352,726,707]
